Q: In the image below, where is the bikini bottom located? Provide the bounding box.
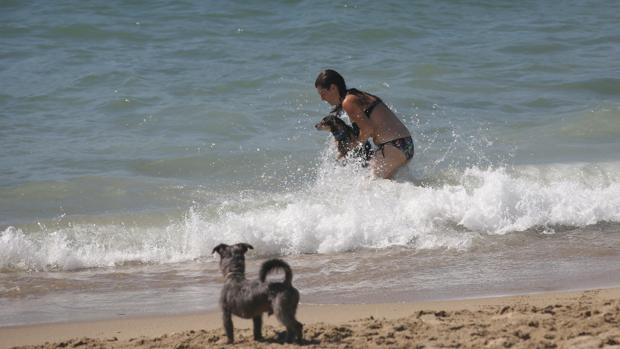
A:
[377,136,414,160]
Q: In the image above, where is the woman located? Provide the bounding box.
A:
[315,69,414,179]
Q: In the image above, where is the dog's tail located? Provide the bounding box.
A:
[259,259,293,286]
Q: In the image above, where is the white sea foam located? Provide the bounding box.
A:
[2,158,620,271]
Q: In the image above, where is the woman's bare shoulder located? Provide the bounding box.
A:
[342,93,362,110]
[342,95,368,123]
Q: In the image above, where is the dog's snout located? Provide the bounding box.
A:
[315,121,328,130]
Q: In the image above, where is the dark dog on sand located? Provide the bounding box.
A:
[315,113,372,163]
[212,243,303,344]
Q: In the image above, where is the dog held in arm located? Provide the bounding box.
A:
[212,243,303,344]
[315,113,372,164]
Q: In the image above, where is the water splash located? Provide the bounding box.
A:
[3,136,620,272]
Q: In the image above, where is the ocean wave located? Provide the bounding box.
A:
[2,159,620,272]
[44,23,147,43]
[558,106,620,140]
[497,42,572,55]
[556,78,620,96]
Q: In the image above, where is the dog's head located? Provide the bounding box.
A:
[315,114,347,132]
[212,243,254,277]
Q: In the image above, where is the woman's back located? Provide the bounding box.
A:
[345,90,410,144]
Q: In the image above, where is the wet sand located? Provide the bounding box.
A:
[2,287,619,348]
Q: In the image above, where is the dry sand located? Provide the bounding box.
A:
[2,288,619,349]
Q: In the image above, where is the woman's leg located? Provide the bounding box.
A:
[371,143,409,179]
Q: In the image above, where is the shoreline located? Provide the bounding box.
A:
[2,287,619,348]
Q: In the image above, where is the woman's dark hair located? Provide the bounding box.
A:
[315,69,347,99]
[315,69,347,115]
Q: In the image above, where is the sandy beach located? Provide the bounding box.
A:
[2,287,619,349]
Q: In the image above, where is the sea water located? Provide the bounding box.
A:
[2,0,620,326]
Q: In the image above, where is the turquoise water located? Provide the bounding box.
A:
[2,0,620,326]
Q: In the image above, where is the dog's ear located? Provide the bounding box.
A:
[237,243,254,254]
[212,243,229,255]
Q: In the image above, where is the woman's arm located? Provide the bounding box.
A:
[342,96,372,145]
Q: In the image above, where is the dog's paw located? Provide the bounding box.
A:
[275,331,287,342]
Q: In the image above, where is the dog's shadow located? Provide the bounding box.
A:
[258,331,320,346]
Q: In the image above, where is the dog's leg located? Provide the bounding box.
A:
[289,319,303,344]
[295,321,303,344]
[222,310,234,343]
[253,315,263,341]
[276,311,303,343]
[285,319,304,343]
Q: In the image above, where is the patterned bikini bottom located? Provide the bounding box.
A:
[377,136,414,160]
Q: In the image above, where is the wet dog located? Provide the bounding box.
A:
[212,243,303,344]
[315,113,372,163]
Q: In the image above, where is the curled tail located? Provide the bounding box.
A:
[259,259,293,286]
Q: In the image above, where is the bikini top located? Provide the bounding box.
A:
[363,98,382,118]
[346,89,383,137]
[346,89,383,119]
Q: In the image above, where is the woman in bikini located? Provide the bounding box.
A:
[315,69,414,179]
